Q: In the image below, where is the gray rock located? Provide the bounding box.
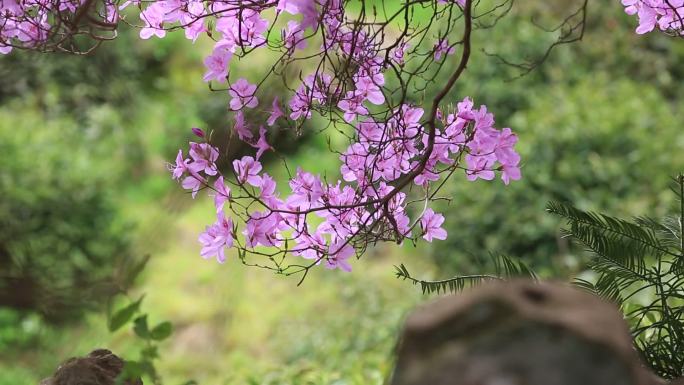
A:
[391,280,656,385]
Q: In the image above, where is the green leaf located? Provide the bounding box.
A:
[115,361,144,385]
[141,345,159,360]
[108,295,144,332]
[120,254,151,289]
[150,321,173,340]
[133,314,149,339]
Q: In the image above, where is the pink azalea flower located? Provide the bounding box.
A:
[494,127,520,166]
[119,0,139,10]
[391,41,409,64]
[443,113,467,153]
[289,89,312,120]
[340,142,372,182]
[277,0,299,14]
[358,120,384,144]
[465,154,496,181]
[325,237,354,272]
[396,104,424,130]
[188,142,219,176]
[501,163,521,185]
[277,0,318,30]
[170,149,188,180]
[355,73,385,105]
[267,97,285,126]
[199,211,234,263]
[289,168,324,206]
[337,91,369,122]
[243,211,281,248]
[215,9,269,48]
[213,176,231,213]
[233,156,262,186]
[251,126,273,160]
[420,208,447,242]
[181,174,203,198]
[0,44,12,55]
[233,111,253,141]
[203,45,232,83]
[293,230,327,262]
[16,16,49,43]
[182,1,205,42]
[434,38,455,61]
[622,0,638,15]
[636,4,658,34]
[229,78,259,110]
[259,173,285,208]
[139,4,166,39]
[103,4,119,24]
[457,96,474,115]
[414,158,440,186]
[259,173,278,202]
[282,20,307,52]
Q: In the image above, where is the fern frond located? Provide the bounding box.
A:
[593,273,624,304]
[572,277,598,294]
[395,255,536,295]
[547,202,673,258]
[493,254,539,280]
[651,216,683,250]
[589,256,653,285]
[559,224,651,277]
[394,264,499,294]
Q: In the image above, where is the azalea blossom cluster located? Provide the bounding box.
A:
[0,0,119,54]
[171,0,520,275]
[172,94,520,275]
[622,0,684,35]
[0,0,472,53]
[3,0,525,276]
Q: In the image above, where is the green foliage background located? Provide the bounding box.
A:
[1,0,684,384]
[430,1,684,276]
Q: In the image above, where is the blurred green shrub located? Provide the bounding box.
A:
[0,111,134,323]
[431,75,684,276]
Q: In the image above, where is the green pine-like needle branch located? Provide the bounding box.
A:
[547,174,684,379]
[394,254,537,295]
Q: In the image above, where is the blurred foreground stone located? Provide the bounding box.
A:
[391,280,658,385]
[39,349,142,385]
